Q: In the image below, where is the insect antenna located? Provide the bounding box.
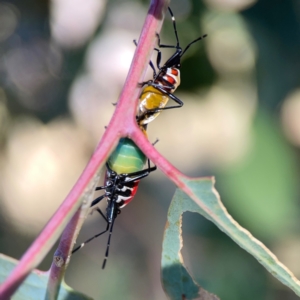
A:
[102,211,118,269]
[134,39,157,76]
[167,7,180,48]
[181,34,207,57]
[168,6,207,57]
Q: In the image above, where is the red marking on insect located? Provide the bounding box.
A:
[171,69,179,76]
[163,74,176,86]
[120,180,140,207]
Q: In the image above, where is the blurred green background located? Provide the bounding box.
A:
[0,0,300,299]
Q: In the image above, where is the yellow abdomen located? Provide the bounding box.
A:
[138,86,169,125]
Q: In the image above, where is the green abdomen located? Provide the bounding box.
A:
[107,138,146,174]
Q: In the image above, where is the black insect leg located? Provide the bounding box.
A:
[134,39,158,77]
[150,82,183,106]
[119,160,156,184]
[145,158,157,175]
[72,208,109,254]
[95,186,106,191]
[137,84,184,124]
[91,194,106,208]
[155,32,178,50]
[153,38,162,70]
[95,207,108,221]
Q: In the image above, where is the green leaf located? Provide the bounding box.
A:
[161,183,220,300]
[0,254,92,300]
[162,178,300,298]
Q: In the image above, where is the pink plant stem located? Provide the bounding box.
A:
[131,126,214,209]
[131,126,188,187]
[46,209,82,300]
[0,0,169,298]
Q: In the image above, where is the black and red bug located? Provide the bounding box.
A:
[137,7,207,125]
[72,137,156,269]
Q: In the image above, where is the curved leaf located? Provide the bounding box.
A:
[162,177,300,298]
[161,185,220,300]
[0,254,92,300]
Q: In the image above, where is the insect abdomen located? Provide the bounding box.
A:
[139,86,168,110]
[139,86,169,125]
[107,138,146,174]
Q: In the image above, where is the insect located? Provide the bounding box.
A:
[72,134,156,269]
[137,7,207,125]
